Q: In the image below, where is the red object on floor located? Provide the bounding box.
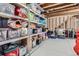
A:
[4,48,19,56]
[74,29,79,55]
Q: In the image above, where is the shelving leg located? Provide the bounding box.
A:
[27,37,32,52]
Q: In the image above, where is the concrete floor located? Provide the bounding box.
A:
[30,38,76,56]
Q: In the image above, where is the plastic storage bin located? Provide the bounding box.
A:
[0,17,22,29]
[27,28,33,35]
[35,15,40,23]
[27,3,41,14]
[4,47,19,56]
[0,17,9,28]
[7,29,21,39]
[22,21,28,28]
[19,46,27,56]
[0,30,8,42]
[3,43,19,56]
[27,3,37,12]
[39,17,46,25]
[0,3,15,15]
[15,6,28,18]
[28,11,35,22]
[20,28,28,36]
[37,28,42,33]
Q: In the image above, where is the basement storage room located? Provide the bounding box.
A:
[0,3,79,56]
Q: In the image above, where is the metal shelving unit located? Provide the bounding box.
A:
[0,12,25,19]
[0,32,46,46]
[0,3,46,43]
[13,3,46,20]
[0,3,47,56]
[0,36,29,46]
[0,12,45,25]
[30,32,46,37]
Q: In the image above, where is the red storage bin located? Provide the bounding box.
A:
[4,47,19,56]
[15,6,28,18]
[15,6,20,16]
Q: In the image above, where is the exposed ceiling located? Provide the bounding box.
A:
[39,3,79,17]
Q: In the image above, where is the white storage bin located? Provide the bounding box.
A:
[19,46,27,56]
[8,29,21,39]
[27,29,32,35]
[36,8,41,14]
[20,28,28,36]
[0,30,8,42]
[0,3,15,15]
[22,21,28,28]
[28,3,37,12]
[37,28,42,33]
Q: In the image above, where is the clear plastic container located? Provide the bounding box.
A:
[0,3,15,15]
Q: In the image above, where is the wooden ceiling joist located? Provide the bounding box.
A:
[46,8,79,17]
[44,3,71,10]
[43,3,61,9]
[48,4,77,11]
[40,3,79,18]
[39,3,45,5]
[40,3,54,8]
[45,4,78,14]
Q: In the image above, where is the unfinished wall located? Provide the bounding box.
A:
[47,14,77,30]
